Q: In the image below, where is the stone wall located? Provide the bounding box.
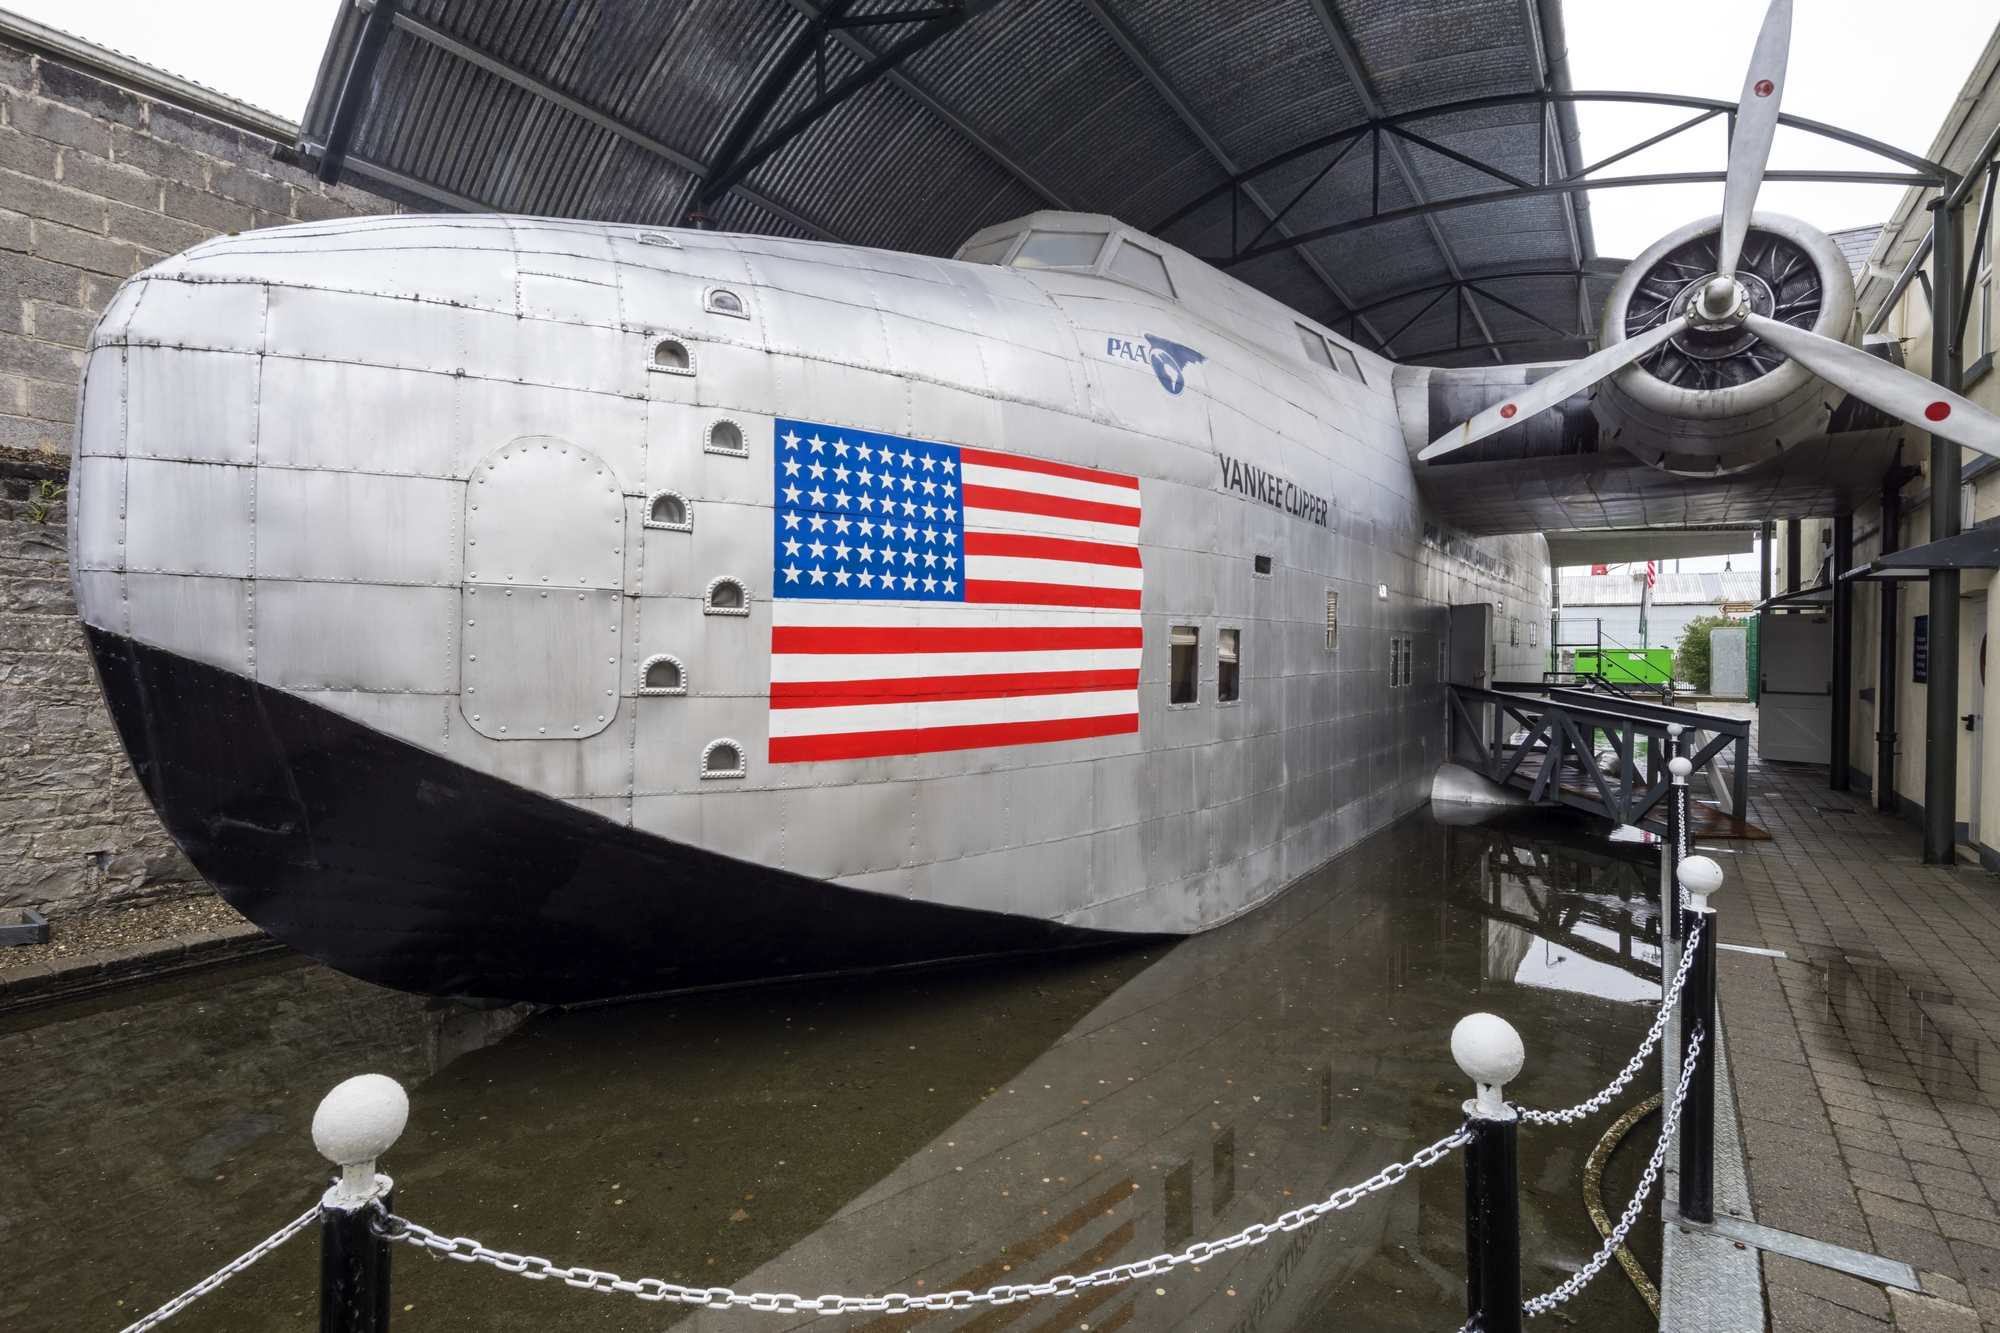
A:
[0,28,403,915]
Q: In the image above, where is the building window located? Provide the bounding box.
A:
[1217,628,1241,703]
[1170,625,1199,705]
[639,654,686,696]
[645,490,691,531]
[1325,591,1338,652]
[701,739,745,779]
[705,418,748,457]
[704,577,749,615]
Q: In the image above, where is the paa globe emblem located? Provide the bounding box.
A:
[1145,334,1205,394]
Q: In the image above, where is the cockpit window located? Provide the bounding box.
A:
[1297,324,1367,385]
[1011,231,1107,269]
[959,235,1016,265]
[1109,240,1174,297]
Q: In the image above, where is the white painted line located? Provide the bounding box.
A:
[1717,943,1788,958]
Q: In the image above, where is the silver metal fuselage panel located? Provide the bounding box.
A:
[70,215,1548,936]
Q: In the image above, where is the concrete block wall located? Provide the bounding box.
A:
[0,30,404,915]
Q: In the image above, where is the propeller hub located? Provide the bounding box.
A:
[1697,276,1750,325]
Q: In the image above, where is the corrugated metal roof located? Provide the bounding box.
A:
[300,0,1619,366]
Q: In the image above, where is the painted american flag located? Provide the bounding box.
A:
[769,418,1142,763]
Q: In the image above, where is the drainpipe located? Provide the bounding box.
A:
[1832,513,1853,791]
[1925,198,1963,863]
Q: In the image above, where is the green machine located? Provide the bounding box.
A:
[1574,646,1675,687]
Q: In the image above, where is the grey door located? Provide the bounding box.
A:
[1758,612,1831,763]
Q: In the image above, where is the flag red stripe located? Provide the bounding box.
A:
[962,531,1143,567]
[962,484,1140,528]
[768,712,1138,763]
[772,625,1143,654]
[965,580,1143,610]
[772,668,1139,708]
[959,447,1139,490]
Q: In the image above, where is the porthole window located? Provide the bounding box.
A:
[704,576,749,615]
[639,654,686,696]
[705,418,748,457]
[701,738,745,779]
[650,338,693,375]
[644,489,692,531]
[704,287,749,319]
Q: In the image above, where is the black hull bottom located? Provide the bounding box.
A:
[86,628,1131,1003]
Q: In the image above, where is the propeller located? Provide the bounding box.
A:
[1422,0,2000,464]
[1415,317,1687,462]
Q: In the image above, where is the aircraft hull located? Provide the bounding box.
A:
[69,214,1548,1001]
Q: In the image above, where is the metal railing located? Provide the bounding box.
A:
[116,786,1738,1333]
[1447,681,1750,827]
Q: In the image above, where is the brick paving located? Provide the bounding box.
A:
[1706,717,1999,1331]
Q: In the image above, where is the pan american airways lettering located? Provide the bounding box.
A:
[1216,453,1330,527]
[769,419,1142,764]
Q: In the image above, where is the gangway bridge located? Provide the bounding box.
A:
[1445,681,1762,839]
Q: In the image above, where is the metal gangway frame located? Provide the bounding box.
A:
[1447,681,1751,831]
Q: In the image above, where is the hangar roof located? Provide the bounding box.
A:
[299,0,1623,368]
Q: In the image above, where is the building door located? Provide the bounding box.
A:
[1758,611,1832,763]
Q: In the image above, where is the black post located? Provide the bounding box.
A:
[1880,451,1916,812]
[1785,518,1801,595]
[1463,1115,1521,1333]
[316,0,402,185]
[320,1187,393,1333]
[1677,888,1717,1226]
[1925,196,1963,864]
[1832,514,1854,790]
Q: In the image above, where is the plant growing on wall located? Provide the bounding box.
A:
[1675,613,1745,693]
[26,480,64,525]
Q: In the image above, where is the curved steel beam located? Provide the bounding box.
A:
[1213,169,1935,269]
[1152,90,1952,237]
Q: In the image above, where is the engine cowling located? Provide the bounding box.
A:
[1591,211,1856,474]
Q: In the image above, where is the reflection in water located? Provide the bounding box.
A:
[2,813,1667,1333]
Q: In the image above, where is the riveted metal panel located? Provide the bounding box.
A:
[254,581,456,694]
[71,455,126,574]
[124,573,248,674]
[122,277,266,355]
[256,470,459,587]
[462,586,624,739]
[461,437,627,741]
[126,348,258,466]
[257,358,459,479]
[75,348,124,459]
[124,459,252,577]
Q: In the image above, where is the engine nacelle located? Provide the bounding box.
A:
[1591,211,1856,474]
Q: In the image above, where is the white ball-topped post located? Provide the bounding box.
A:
[1451,1012,1524,1121]
[1677,853,1725,913]
[1453,1012,1524,1330]
[313,1073,408,1208]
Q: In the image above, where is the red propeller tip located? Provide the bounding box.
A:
[1499,404,1517,419]
[1926,402,1952,422]
[1753,79,1775,97]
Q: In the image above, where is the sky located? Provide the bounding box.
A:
[7,0,1993,252]
[9,0,1991,575]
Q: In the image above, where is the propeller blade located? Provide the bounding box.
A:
[1744,313,2000,456]
[1420,317,1689,461]
[1715,0,1793,280]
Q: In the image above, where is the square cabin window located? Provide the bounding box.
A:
[1109,240,1175,297]
[1217,628,1241,703]
[1297,324,1335,370]
[1170,625,1199,705]
[1012,230,1107,270]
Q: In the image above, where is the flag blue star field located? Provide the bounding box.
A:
[770,419,1143,763]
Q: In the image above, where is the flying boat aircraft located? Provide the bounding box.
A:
[68,0,2000,1002]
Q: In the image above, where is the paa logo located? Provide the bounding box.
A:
[1105,333,1206,395]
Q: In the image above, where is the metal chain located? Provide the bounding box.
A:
[117,1205,320,1333]
[371,1129,1470,1314]
[1517,914,1704,1126]
[1522,1022,1704,1317]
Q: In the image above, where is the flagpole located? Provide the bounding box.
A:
[1638,561,1655,650]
